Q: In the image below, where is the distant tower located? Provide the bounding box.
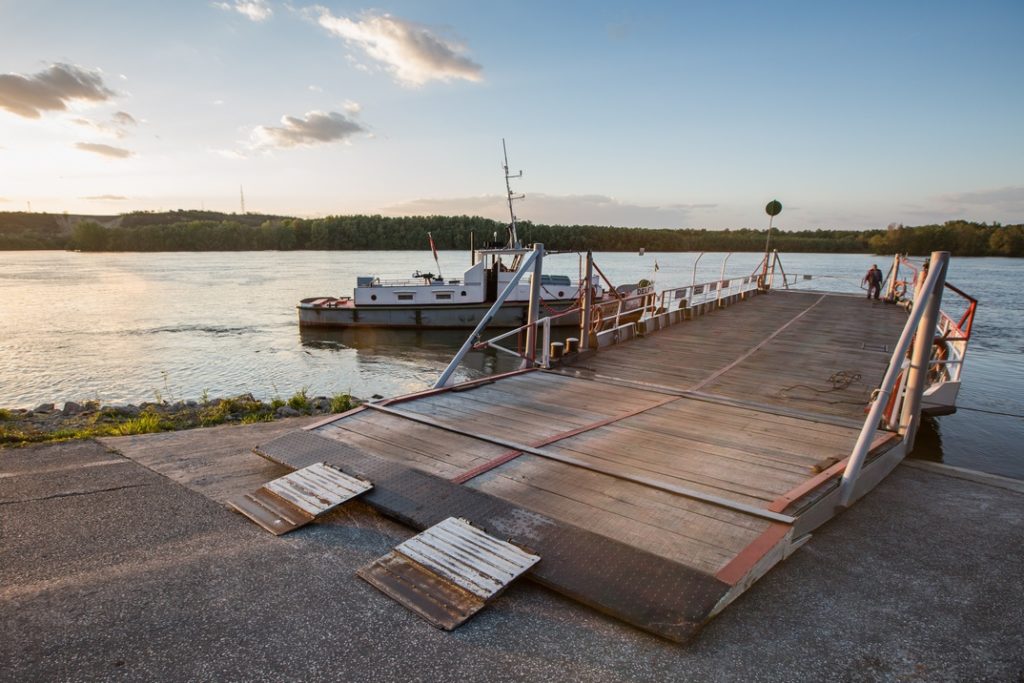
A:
[27,201,31,212]
[240,185,246,214]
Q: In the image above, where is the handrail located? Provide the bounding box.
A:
[434,246,541,388]
[838,251,949,505]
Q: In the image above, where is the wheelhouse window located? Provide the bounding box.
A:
[396,292,415,301]
[435,291,453,301]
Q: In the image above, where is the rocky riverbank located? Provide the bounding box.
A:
[0,390,359,447]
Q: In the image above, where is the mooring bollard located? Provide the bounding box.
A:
[549,342,564,360]
[564,337,579,354]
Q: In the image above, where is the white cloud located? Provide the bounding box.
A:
[0,63,115,119]
[312,9,483,86]
[308,84,323,92]
[81,194,129,200]
[342,100,361,114]
[384,193,709,228]
[71,110,138,138]
[215,0,272,22]
[74,142,133,159]
[252,110,365,148]
[211,147,248,160]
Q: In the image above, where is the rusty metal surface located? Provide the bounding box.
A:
[394,517,540,600]
[264,462,372,516]
[255,430,731,642]
[229,462,372,535]
[228,488,313,535]
[358,551,486,630]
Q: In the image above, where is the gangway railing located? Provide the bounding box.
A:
[838,251,950,506]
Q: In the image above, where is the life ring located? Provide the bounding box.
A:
[591,305,603,332]
[894,281,908,298]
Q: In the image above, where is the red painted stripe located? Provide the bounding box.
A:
[766,433,900,513]
[380,367,538,407]
[714,522,791,586]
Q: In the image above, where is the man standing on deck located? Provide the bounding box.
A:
[863,264,883,300]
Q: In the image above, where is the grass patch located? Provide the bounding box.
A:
[0,408,13,421]
[330,393,354,413]
[114,413,167,436]
[287,388,310,413]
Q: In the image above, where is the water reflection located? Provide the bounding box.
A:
[909,416,944,463]
[299,326,522,378]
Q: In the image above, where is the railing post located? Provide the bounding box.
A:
[580,251,593,350]
[898,251,949,449]
[523,243,544,365]
[886,253,901,300]
[838,252,947,506]
[717,252,732,307]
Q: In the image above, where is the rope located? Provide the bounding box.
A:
[778,370,868,406]
[955,406,1024,419]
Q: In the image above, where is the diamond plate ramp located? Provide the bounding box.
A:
[254,429,731,642]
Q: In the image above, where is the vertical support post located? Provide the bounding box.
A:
[523,243,544,365]
[580,251,594,350]
[885,253,901,300]
[717,252,732,307]
[434,248,539,388]
[898,251,949,449]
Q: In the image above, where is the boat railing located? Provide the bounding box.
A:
[839,251,951,506]
[368,277,463,287]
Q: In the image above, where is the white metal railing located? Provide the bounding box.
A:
[838,251,950,505]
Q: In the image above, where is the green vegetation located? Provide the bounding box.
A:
[287,388,311,412]
[2,210,1021,256]
[0,391,363,447]
[330,393,354,413]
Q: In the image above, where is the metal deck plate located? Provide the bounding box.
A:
[359,517,541,630]
[254,430,731,642]
[229,462,372,535]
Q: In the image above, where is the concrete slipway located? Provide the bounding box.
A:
[1,417,1022,682]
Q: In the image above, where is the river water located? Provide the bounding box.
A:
[1,250,1021,478]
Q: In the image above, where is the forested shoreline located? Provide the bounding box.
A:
[1,210,1021,256]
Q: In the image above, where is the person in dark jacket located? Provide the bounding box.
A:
[863,264,883,300]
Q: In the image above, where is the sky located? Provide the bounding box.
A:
[0,0,1022,230]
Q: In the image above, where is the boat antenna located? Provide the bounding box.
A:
[502,138,524,249]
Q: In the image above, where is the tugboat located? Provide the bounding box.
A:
[298,142,635,330]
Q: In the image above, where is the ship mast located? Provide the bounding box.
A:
[502,138,524,249]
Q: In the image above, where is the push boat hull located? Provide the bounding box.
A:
[299,297,584,329]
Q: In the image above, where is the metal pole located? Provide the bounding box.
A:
[523,243,544,366]
[837,251,947,505]
[761,214,774,281]
[898,251,949,449]
[580,251,594,350]
[690,251,704,303]
[717,252,732,306]
[885,253,900,300]
[434,248,539,388]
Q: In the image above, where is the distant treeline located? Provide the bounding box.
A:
[0,210,1021,256]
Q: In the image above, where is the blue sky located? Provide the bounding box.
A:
[0,0,1021,229]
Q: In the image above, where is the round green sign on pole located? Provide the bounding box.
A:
[765,200,782,217]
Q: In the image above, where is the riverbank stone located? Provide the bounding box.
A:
[62,401,84,416]
[275,406,301,418]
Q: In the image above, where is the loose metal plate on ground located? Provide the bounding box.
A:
[229,462,372,535]
[358,517,541,630]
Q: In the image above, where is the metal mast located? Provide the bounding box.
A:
[502,138,524,248]
[240,185,246,214]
